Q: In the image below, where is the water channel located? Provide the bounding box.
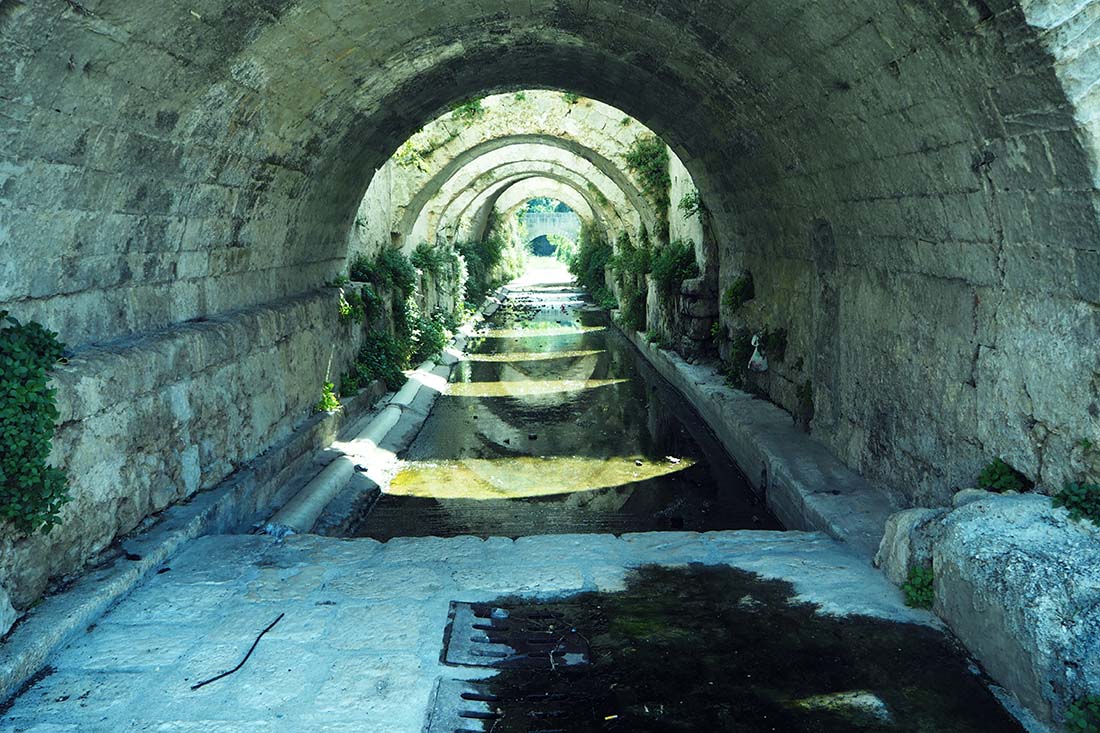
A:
[345,268,779,540]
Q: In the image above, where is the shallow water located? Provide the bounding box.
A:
[452,564,1026,732]
[343,280,780,539]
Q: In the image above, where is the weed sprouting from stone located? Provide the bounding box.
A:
[902,566,934,609]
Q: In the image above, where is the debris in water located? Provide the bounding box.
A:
[666,456,682,464]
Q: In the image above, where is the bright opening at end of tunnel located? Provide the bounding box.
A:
[385,455,697,500]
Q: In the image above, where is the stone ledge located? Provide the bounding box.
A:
[0,380,387,705]
[618,327,899,561]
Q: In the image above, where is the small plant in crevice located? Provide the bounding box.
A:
[724,329,755,389]
[339,372,360,398]
[902,566,934,609]
[450,97,485,123]
[620,116,631,127]
[651,239,699,299]
[315,382,340,413]
[624,134,671,239]
[1053,482,1100,526]
[329,274,350,287]
[678,190,702,220]
[0,312,70,535]
[338,289,366,323]
[723,272,755,311]
[513,91,527,102]
[562,91,581,105]
[976,458,1031,493]
[1066,695,1100,732]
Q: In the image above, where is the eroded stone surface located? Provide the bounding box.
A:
[1,531,939,732]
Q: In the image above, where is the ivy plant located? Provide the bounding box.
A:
[0,312,69,534]
[1066,695,1100,733]
[722,273,755,311]
[315,382,340,413]
[651,239,699,298]
[902,566,934,609]
[977,458,1030,493]
[1053,482,1100,526]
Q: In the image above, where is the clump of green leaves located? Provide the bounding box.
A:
[1066,695,1100,732]
[724,329,755,389]
[350,250,417,294]
[408,303,449,365]
[514,91,527,102]
[902,566,934,609]
[411,243,457,280]
[450,98,485,123]
[0,312,69,535]
[651,239,699,299]
[315,382,340,413]
[568,221,613,295]
[977,458,1031,493]
[339,372,360,397]
[1053,482,1100,525]
[723,273,755,311]
[338,289,367,323]
[624,135,671,239]
[562,91,581,105]
[355,333,410,391]
[678,190,702,219]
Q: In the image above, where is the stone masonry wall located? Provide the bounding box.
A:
[0,290,361,609]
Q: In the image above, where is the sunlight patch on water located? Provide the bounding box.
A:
[478,326,606,338]
[446,378,626,397]
[463,349,606,363]
[386,455,697,499]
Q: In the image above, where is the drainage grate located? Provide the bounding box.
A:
[425,677,596,733]
[441,602,590,669]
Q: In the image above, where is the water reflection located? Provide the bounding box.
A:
[342,278,780,539]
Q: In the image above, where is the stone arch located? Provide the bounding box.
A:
[393,134,655,248]
[4,0,1100,622]
[412,146,643,246]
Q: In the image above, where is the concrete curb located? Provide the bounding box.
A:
[616,326,899,561]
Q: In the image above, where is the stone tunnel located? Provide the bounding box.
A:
[1,1,1099,730]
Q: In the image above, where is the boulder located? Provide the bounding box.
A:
[873,506,949,585]
[933,494,1100,724]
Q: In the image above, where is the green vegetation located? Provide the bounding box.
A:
[594,287,618,311]
[977,458,1031,493]
[456,225,525,307]
[651,239,699,298]
[339,372,360,397]
[1053,482,1100,526]
[624,134,671,240]
[723,273,755,311]
[450,98,485,123]
[350,249,417,294]
[568,220,613,294]
[586,181,610,207]
[902,566,934,609]
[562,91,581,105]
[338,289,367,323]
[725,329,755,389]
[329,274,350,287]
[514,91,527,102]
[408,303,449,365]
[678,190,702,219]
[315,381,340,413]
[411,242,460,282]
[1066,695,1100,732]
[0,313,69,535]
[620,116,631,127]
[352,333,410,391]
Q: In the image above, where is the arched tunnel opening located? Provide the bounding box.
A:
[1,4,1099,730]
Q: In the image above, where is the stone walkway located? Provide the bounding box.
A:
[1,531,938,732]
